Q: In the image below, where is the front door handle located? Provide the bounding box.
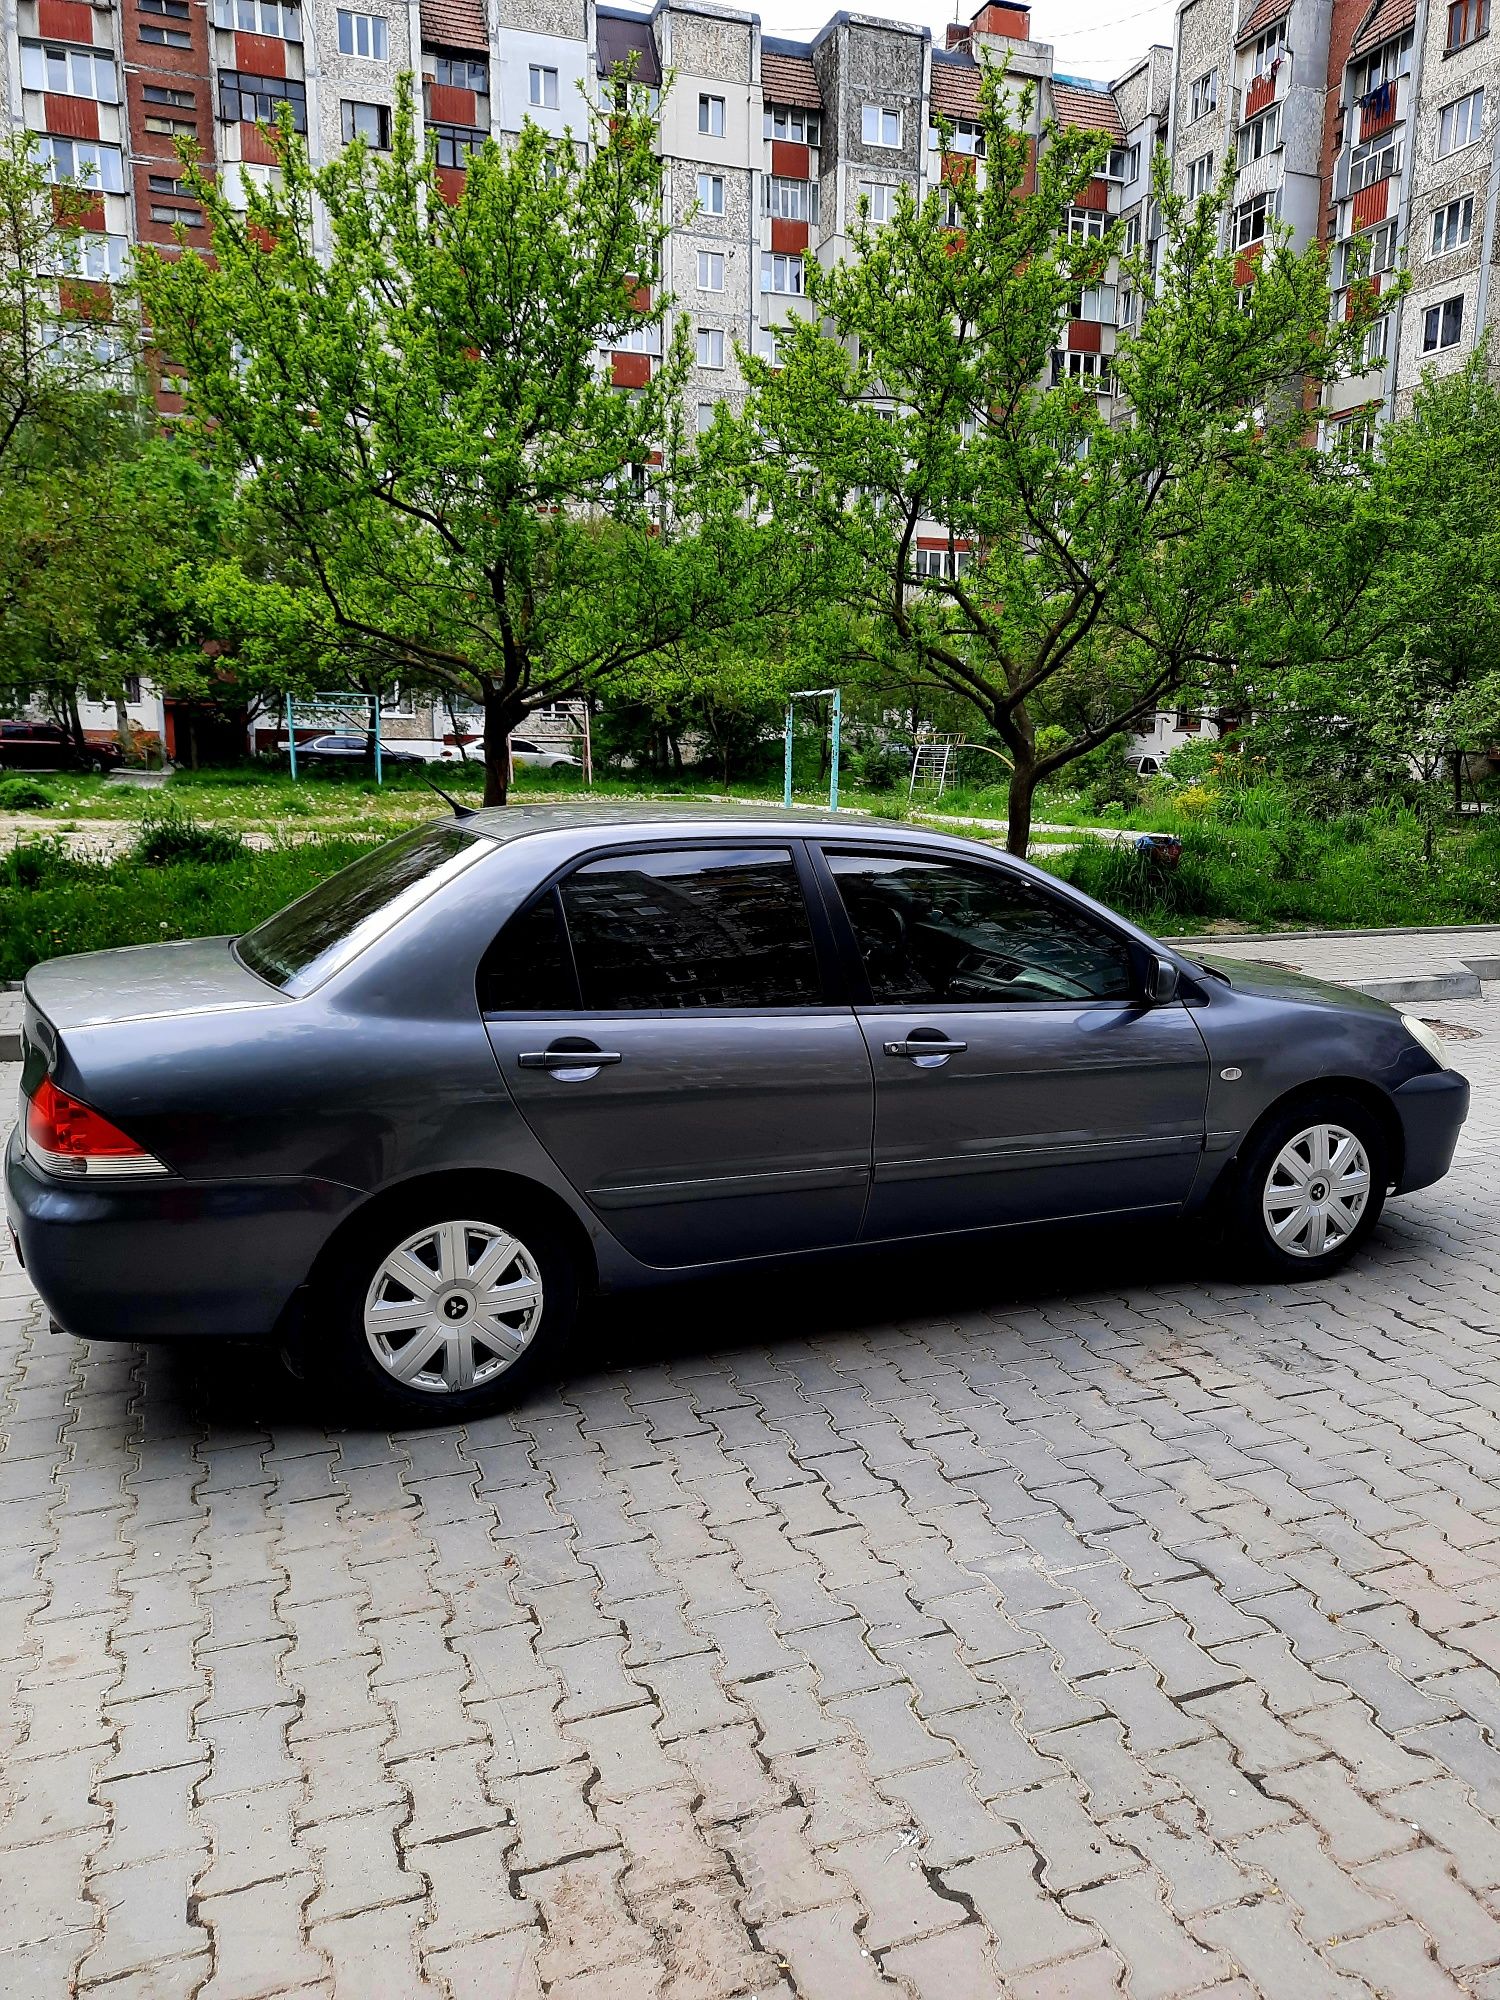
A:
[518,1043,623,1077]
[884,1037,967,1064]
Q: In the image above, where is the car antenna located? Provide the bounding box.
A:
[424,777,475,820]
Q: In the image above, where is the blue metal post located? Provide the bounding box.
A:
[286,695,297,781]
[829,688,841,812]
[783,704,794,809]
[373,699,383,787]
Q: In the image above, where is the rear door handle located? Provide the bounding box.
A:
[519,1048,624,1070]
[884,1038,967,1059]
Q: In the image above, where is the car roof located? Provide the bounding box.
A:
[457,801,964,849]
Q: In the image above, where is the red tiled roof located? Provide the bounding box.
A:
[930,54,984,120]
[761,49,821,109]
[1350,0,1417,56]
[420,0,487,51]
[1050,80,1125,138]
[1236,0,1290,44]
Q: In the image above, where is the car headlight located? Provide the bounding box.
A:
[1401,1013,1450,1070]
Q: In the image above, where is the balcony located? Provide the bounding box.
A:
[1358,78,1397,143]
[1243,51,1289,120]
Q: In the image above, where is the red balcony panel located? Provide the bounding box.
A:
[1244,68,1277,118]
[436,165,466,205]
[427,82,476,124]
[972,3,1031,34]
[942,151,976,184]
[38,0,95,42]
[1233,242,1265,287]
[59,276,111,315]
[43,94,100,140]
[1350,179,1389,229]
[770,218,808,253]
[235,32,286,75]
[53,186,106,230]
[770,139,811,180]
[1344,271,1381,319]
[612,351,651,389]
[628,281,651,312]
[1075,177,1109,212]
[240,122,282,166]
[1021,136,1036,196]
[1067,318,1102,352]
[1359,83,1396,142]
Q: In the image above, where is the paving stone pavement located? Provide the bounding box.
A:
[7,975,1500,1998]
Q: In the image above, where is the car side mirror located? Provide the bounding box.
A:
[1149,956,1180,1005]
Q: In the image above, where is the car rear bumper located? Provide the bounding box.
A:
[4,1130,358,1341]
[1392,1068,1470,1195]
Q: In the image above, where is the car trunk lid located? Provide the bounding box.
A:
[23,936,286,1040]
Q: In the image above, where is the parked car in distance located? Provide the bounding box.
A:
[441,736,582,772]
[7,806,1469,1420]
[0,720,123,775]
[287,733,427,766]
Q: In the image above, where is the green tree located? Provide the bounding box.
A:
[739,82,1382,854]
[136,83,798,804]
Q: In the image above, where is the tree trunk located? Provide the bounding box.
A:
[113,690,131,760]
[1006,755,1037,859]
[67,688,87,759]
[481,683,520,805]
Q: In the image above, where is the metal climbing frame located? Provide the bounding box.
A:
[782,688,842,812]
[285,692,385,784]
[907,732,965,802]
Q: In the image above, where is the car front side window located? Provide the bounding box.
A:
[557,846,823,1010]
[824,851,1135,1004]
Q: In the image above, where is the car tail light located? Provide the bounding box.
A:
[24,1077,169,1179]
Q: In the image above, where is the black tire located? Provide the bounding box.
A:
[302,1192,578,1422]
[1225,1092,1389,1280]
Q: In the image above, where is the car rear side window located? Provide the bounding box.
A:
[556,847,823,1010]
[825,851,1134,1004]
[479,890,578,1012]
[238,822,487,994]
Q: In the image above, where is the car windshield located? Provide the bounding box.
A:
[237,822,487,995]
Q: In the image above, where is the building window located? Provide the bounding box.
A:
[764,174,818,221]
[861,103,902,148]
[614,323,652,353]
[1122,213,1142,254]
[213,0,300,30]
[144,82,194,105]
[1431,193,1475,254]
[433,53,487,91]
[529,65,559,109]
[144,112,197,135]
[1185,151,1213,198]
[20,43,119,102]
[341,99,392,146]
[141,0,192,17]
[697,250,724,290]
[1447,0,1490,49]
[929,116,985,155]
[1107,144,1139,180]
[696,401,717,433]
[139,16,194,47]
[72,232,130,279]
[1066,206,1107,241]
[1189,69,1218,119]
[1348,133,1401,191]
[760,252,804,294]
[150,201,204,226]
[1239,105,1279,164]
[1361,316,1389,366]
[32,134,125,192]
[1232,192,1273,249]
[765,104,820,145]
[431,122,485,168]
[1249,21,1286,76]
[858,180,897,221]
[1352,31,1412,96]
[337,8,387,57]
[698,94,725,136]
[219,72,308,130]
[1421,295,1464,351]
[1062,350,1112,393]
[1437,88,1485,157]
[696,325,724,367]
[697,172,724,214]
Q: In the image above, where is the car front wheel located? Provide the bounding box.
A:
[314,1199,578,1420]
[1228,1094,1389,1279]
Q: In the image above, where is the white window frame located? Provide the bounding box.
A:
[215,0,301,34]
[1430,193,1475,256]
[698,94,726,137]
[33,134,125,193]
[1437,88,1485,159]
[859,179,896,221]
[1232,192,1271,249]
[764,174,817,221]
[861,103,902,148]
[1421,295,1464,352]
[1249,21,1287,78]
[1186,151,1213,198]
[1361,315,1389,366]
[697,249,724,290]
[695,401,717,434]
[528,64,559,109]
[336,9,387,58]
[20,43,120,102]
[760,251,805,294]
[1348,133,1401,192]
[697,171,724,214]
[1239,105,1280,165]
[1189,69,1218,120]
[696,325,725,368]
[1067,206,1107,241]
[1064,350,1112,393]
[765,105,820,145]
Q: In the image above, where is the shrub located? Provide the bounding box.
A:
[133,805,245,867]
[0,777,57,811]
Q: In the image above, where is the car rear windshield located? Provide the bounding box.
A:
[237,822,487,995]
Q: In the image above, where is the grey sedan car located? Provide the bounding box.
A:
[6,805,1470,1419]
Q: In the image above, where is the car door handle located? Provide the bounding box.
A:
[884,1039,968,1059]
[518,1048,624,1070]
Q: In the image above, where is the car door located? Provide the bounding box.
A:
[481,841,874,1267]
[813,845,1210,1240]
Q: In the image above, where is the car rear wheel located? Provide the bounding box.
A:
[314,1199,578,1420]
[1227,1094,1388,1279]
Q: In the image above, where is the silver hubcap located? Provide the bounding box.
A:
[1262,1123,1371,1260]
[363,1219,543,1395]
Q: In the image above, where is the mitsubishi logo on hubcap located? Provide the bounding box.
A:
[443,1294,471,1321]
[1308,1180,1328,1202]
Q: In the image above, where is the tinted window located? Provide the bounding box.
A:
[826,852,1134,1004]
[479,891,576,1012]
[238,823,486,994]
[559,847,822,1010]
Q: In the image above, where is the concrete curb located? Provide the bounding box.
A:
[1166,923,1500,946]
